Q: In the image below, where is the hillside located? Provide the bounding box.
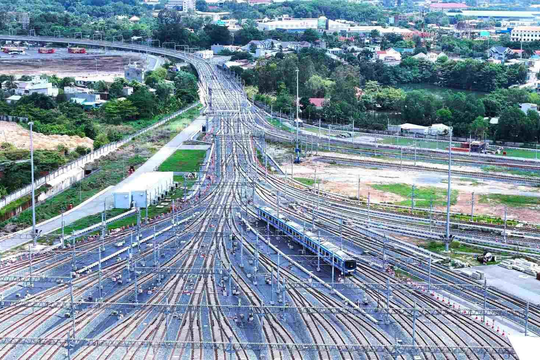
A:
[0,121,93,151]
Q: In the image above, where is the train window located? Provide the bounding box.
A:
[344,260,356,269]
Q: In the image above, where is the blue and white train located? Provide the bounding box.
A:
[257,206,356,275]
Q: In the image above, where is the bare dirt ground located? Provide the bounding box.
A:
[0,55,140,78]
[0,121,93,151]
[271,147,540,224]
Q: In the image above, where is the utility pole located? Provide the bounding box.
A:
[411,184,415,212]
[445,127,453,252]
[503,206,508,243]
[471,192,475,222]
[357,176,361,200]
[295,68,300,159]
[29,122,36,247]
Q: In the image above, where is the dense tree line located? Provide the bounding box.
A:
[238,48,538,142]
[0,0,155,39]
[220,0,384,23]
[344,56,528,92]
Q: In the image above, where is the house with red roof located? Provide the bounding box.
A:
[376,48,401,62]
[308,98,326,109]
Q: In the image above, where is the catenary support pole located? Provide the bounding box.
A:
[445,127,453,251]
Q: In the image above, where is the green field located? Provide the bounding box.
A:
[158,150,207,173]
[499,148,539,159]
[379,137,456,150]
[267,118,294,133]
[480,193,540,208]
[482,165,540,178]
[294,177,318,186]
[371,183,458,207]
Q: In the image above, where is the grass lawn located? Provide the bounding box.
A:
[422,240,477,254]
[294,177,317,186]
[480,193,540,208]
[158,150,207,173]
[268,117,294,133]
[379,137,456,150]
[371,183,458,207]
[482,165,540,178]
[501,148,539,159]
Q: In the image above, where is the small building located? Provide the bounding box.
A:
[376,48,401,62]
[122,86,134,96]
[70,98,107,110]
[129,16,140,22]
[308,98,325,109]
[5,95,21,104]
[429,2,467,11]
[429,123,450,135]
[520,103,538,114]
[13,78,58,97]
[113,171,174,209]
[488,46,512,61]
[194,50,213,59]
[64,87,101,102]
[390,123,429,135]
[125,63,145,83]
[327,48,343,55]
[211,44,241,54]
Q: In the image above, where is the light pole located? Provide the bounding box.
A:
[296,68,300,121]
[445,127,453,251]
[29,122,37,248]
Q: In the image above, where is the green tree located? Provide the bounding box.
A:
[128,88,158,118]
[436,108,452,123]
[102,99,139,124]
[301,29,320,43]
[109,78,127,99]
[470,116,489,139]
[93,133,110,149]
[497,107,527,141]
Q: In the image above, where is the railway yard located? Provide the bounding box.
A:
[0,35,539,359]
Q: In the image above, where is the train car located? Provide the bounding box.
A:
[68,47,86,54]
[38,47,55,54]
[257,206,356,275]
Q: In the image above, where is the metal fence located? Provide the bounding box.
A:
[0,102,200,211]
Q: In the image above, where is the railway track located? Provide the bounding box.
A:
[0,34,527,359]
[314,155,540,185]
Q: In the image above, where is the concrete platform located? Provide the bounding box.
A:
[468,265,540,305]
[176,145,211,150]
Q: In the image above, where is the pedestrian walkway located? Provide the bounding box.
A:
[0,113,204,252]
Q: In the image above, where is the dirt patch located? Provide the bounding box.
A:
[0,55,140,78]
[273,145,540,224]
[0,121,93,151]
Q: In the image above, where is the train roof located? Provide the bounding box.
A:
[287,221,304,232]
[260,206,287,221]
[320,240,351,260]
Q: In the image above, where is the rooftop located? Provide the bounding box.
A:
[429,3,468,9]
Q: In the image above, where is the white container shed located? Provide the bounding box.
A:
[113,172,174,209]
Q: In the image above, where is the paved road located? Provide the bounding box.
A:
[0,114,204,252]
